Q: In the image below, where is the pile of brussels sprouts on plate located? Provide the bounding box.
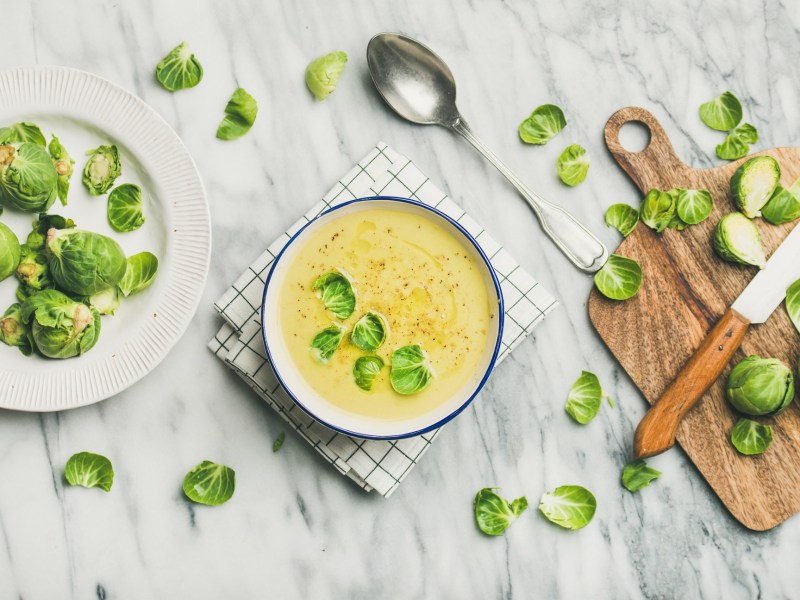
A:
[0,121,158,360]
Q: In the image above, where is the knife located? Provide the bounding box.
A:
[634,223,800,459]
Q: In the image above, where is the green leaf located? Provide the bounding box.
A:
[518,104,566,145]
[474,488,528,536]
[640,189,676,233]
[182,460,235,506]
[216,88,258,141]
[762,185,800,225]
[107,183,144,232]
[353,355,384,391]
[788,279,800,336]
[305,51,348,101]
[156,42,203,92]
[82,145,121,196]
[310,324,345,363]
[604,204,639,237]
[48,135,74,206]
[730,156,780,219]
[350,311,388,352]
[64,452,114,492]
[556,144,589,186]
[730,418,773,455]
[565,371,603,424]
[716,123,758,160]
[272,432,286,453]
[538,485,596,530]
[390,344,434,395]
[676,189,714,225]
[593,254,643,301]
[118,252,159,297]
[621,459,662,492]
[313,271,356,319]
[699,91,743,131]
[0,122,46,146]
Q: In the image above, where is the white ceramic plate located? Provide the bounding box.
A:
[0,66,210,411]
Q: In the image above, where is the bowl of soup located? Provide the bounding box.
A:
[261,196,504,439]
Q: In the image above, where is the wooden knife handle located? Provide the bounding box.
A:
[634,308,750,459]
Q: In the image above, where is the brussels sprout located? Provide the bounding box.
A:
[676,189,713,225]
[183,460,235,506]
[118,252,159,296]
[0,143,58,212]
[390,344,434,395]
[730,418,773,456]
[621,459,661,492]
[538,485,596,530]
[64,452,114,491]
[21,290,100,359]
[0,122,46,146]
[557,144,589,186]
[518,104,566,145]
[353,355,384,391]
[716,123,758,161]
[350,311,388,352]
[107,183,144,232]
[48,135,74,206]
[726,356,794,417]
[565,370,609,424]
[605,204,638,237]
[713,212,766,269]
[313,270,356,319]
[89,286,120,316]
[0,303,33,356]
[593,254,642,301]
[788,279,800,336]
[82,145,121,196]
[730,156,780,219]
[272,432,286,453]
[216,88,258,141]
[474,488,528,536]
[0,221,20,281]
[156,42,204,92]
[305,51,348,101]
[46,228,127,296]
[310,324,345,364]
[761,185,800,225]
[640,188,676,233]
[15,243,52,294]
[26,213,76,250]
[699,91,743,131]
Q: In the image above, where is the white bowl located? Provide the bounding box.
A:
[261,197,504,439]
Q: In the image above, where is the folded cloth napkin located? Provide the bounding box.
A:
[208,142,557,497]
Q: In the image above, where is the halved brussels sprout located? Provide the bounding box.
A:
[713,212,766,268]
[46,228,127,295]
[788,279,800,336]
[82,145,121,196]
[15,243,52,294]
[730,156,780,219]
[21,290,100,359]
[305,51,348,101]
[0,303,33,356]
[761,185,800,225]
[89,286,120,316]
[107,183,144,232]
[0,221,20,281]
[726,356,794,417]
[48,135,74,206]
[640,189,676,233]
[118,252,158,297]
[0,122,46,146]
[0,143,58,212]
[156,42,204,92]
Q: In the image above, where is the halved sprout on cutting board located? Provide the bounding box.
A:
[713,212,766,269]
[730,156,780,219]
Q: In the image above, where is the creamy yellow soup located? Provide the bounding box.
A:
[278,207,495,421]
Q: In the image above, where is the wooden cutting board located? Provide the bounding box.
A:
[589,107,800,531]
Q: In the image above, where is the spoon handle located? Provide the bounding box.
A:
[450,118,609,273]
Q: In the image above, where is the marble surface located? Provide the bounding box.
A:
[2,0,800,597]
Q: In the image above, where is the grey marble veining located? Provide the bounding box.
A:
[1,0,800,598]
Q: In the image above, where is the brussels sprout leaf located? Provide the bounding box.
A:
[390,344,434,395]
[313,271,356,319]
[565,371,609,424]
[762,185,800,225]
[65,452,114,491]
[605,204,639,237]
[538,485,596,530]
[305,51,348,101]
[310,324,345,363]
[182,460,235,506]
[699,91,743,131]
[676,189,713,225]
[0,122,46,146]
[519,104,566,145]
[640,189,677,233]
[593,254,642,301]
[272,432,286,453]
[353,355,384,391]
[107,183,144,232]
[730,418,773,455]
[156,42,204,92]
[118,252,159,297]
[216,88,258,141]
[474,488,528,536]
[621,459,662,492]
[48,135,74,206]
[716,123,758,161]
[788,279,800,336]
[557,144,589,186]
[350,311,388,352]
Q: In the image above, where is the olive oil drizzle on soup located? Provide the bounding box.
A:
[279,208,494,421]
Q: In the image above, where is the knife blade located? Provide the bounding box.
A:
[634,223,800,459]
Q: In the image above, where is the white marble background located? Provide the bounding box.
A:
[1,0,800,598]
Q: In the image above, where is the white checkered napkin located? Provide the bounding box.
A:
[208,142,557,497]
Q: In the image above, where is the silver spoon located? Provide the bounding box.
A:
[366,32,609,273]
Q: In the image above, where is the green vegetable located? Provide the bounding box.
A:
[156,42,204,92]
[182,460,235,506]
[699,91,743,131]
[604,204,639,237]
[621,459,662,492]
[730,156,780,219]
[310,324,345,363]
[0,143,58,212]
[0,221,20,281]
[730,418,773,455]
[46,228,127,295]
[353,355,384,391]
[89,286,120,316]
[216,88,258,141]
[350,311,388,352]
[15,243,52,294]
[313,271,356,319]
[538,485,596,530]
[557,144,589,186]
[713,212,766,268]
[107,183,144,232]
[390,344,434,395]
[593,254,642,301]
[787,279,800,336]
[64,452,114,492]
[676,189,713,225]
[473,488,528,536]
[305,51,348,101]
[762,185,800,225]
[0,122,46,146]
[21,290,101,359]
[565,371,608,424]
[716,123,758,161]
[48,135,74,206]
[27,213,76,250]
[726,356,794,417]
[0,303,33,356]
[640,188,676,233]
[272,432,286,453]
[118,252,159,297]
[82,145,121,196]
[518,104,566,145]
